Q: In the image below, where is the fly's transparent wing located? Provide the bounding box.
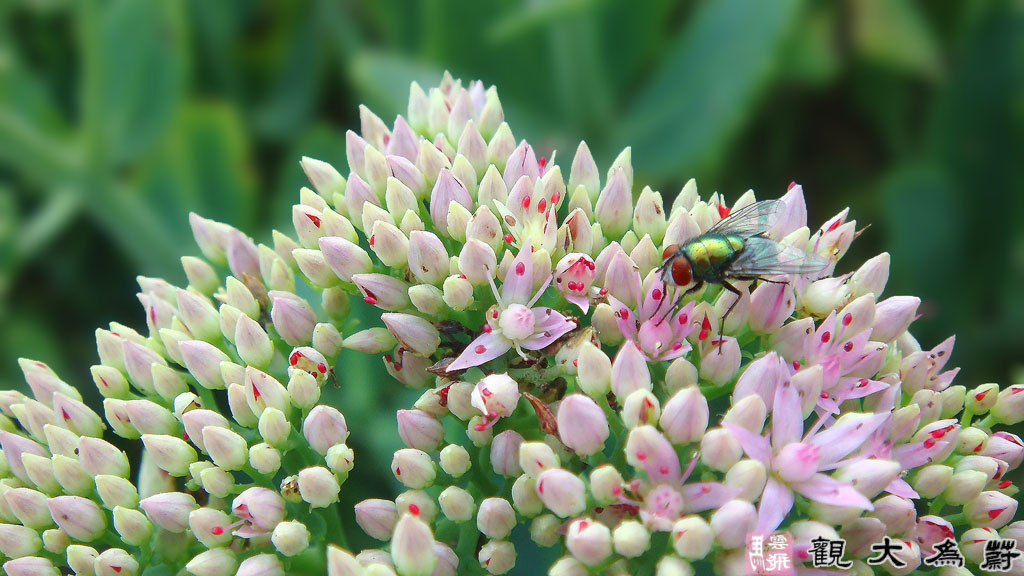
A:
[727,236,829,277]
[707,199,783,238]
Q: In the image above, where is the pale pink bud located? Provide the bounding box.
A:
[992,385,1024,425]
[394,409,443,452]
[556,394,609,455]
[188,212,232,265]
[700,428,743,472]
[576,340,612,398]
[77,437,130,478]
[477,497,516,539]
[188,507,234,548]
[409,283,444,316]
[355,499,398,540]
[119,340,164,396]
[965,490,1017,528]
[392,513,437,576]
[139,491,197,533]
[303,405,349,456]
[436,445,469,478]
[913,464,953,498]
[568,141,600,201]
[851,252,890,297]
[353,273,411,312]
[502,140,540,188]
[201,426,247,471]
[442,275,475,312]
[536,468,586,518]
[112,505,151,546]
[91,364,129,399]
[2,557,60,576]
[94,474,138,510]
[699,337,740,386]
[408,231,449,285]
[268,291,316,345]
[185,549,238,576]
[671,515,714,559]
[179,340,230,390]
[519,441,560,478]
[244,366,290,417]
[392,449,436,490]
[872,296,920,342]
[603,250,640,309]
[982,432,1024,470]
[710,500,756,549]
[871,495,916,535]
[343,327,398,354]
[429,170,473,233]
[4,487,51,529]
[123,399,176,436]
[382,313,440,356]
[622,389,660,429]
[747,280,796,333]
[490,430,524,477]
[566,518,612,566]
[510,475,542,517]
[724,459,767,502]
[478,539,516,575]
[236,554,284,576]
[594,168,632,239]
[592,303,623,346]
[297,465,340,508]
[458,239,497,286]
[319,237,372,283]
[0,523,41,558]
[471,374,520,420]
[0,431,48,483]
[140,434,197,476]
[660,387,708,445]
[611,342,652,399]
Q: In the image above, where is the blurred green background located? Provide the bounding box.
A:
[1,0,1023,566]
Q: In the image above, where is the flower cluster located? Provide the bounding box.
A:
[1,72,1022,576]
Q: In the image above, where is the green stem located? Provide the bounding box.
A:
[960,407,974,428]
[319,505,348,548]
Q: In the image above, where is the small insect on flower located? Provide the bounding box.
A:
[656,199,828,351]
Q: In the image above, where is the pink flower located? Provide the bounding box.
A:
[621,426,738,531]
[446,248,575,371]
[725,380,888,532]
[607,272,696,362]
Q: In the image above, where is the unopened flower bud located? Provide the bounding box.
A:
[536,468,586,518]
[112,506,151,546]
[44,496,104,541]
[471,374,520,419]
[77,437,130,478]
[235,554,283,576]
[622,389,660,429]
[557,394,609,455]
[870,495,916,535]
[576,341,611,399]
[835,459,902,499]
[700,428,743,472]
[477,497,516,539]
[478,539,515,575]
[199,465,235,498]
[965,490,1017,528]
[0,523,41,558]
[592,303,623,347]
[957,426,988,454]
[991,385,1024,425]
[516,442,558,479]
[660,387,708,445]
[179,340,231,390]
[699,337,741,386]
[670,515,713,559]
[94,475,138,510]
[724,459,767,502]
[872,296,920,342]
[487,430,523,477]
[269,520,310,557]
[944,470,987,505]
[303,405,349,455]
[201,426,248,471]
[566,518,612,566]
[434,486,473,523]
[710,500,756,549]
[610,520,649,558]
[392,514,437,576]
[139,491,197,533]
[392,449,436,490]
[185,548,238,576]
[297,466,341,508]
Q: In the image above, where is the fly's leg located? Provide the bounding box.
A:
[717,280,744,355]
[657,281,703,326]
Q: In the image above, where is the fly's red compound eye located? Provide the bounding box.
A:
[670,257,692,287]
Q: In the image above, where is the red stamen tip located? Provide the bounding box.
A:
[306,214,321,228]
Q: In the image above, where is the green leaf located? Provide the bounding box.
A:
[99,0,188,164]
[138,102,257,237]
[852,0,941,78]
[615,0,805,181]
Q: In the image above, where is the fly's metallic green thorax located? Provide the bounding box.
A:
[681,233,746,280]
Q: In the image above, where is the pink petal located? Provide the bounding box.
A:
[681,482,739,513]
[446,332,512,372]
[792,473,872,509]
[885,477,919,499]
[757,477,794,532]
[722,423,771,465]
[772,381,804,451]
[522,309,576,350]
[564,294,590,314]
[501,248,534,305]
[808,412,889,466]
[895,440,949,470]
